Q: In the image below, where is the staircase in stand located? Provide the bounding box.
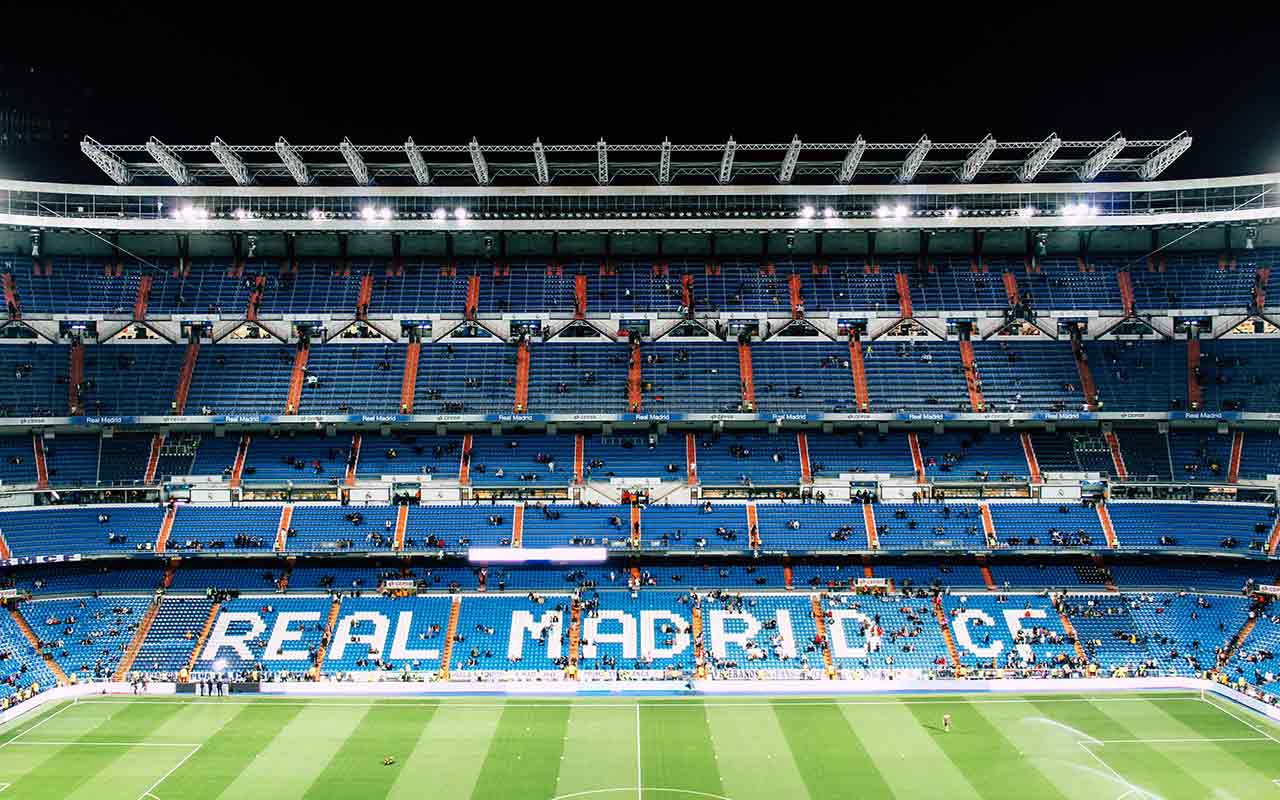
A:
[628,342,643,411]
[133,275,152,321]
[439,596,462,680]
[685,432,698,486]
[848,337,870,411]
[173,342,200,414]
[908,433,926,484]
[1228,431,1243,484]
[32,434,49,489]
[895,273,913,317]
[511,504,524,548]
[931,596,961,667]
[185,601,223,674]
[284,344,309,414]
[746,503,761,549]
[275,505,293,552]
[0,532,10,560]
[356,274,373,319]
[796,432,812,483]
[573,435,585,484]
[1219,609,1265,668]
[513,340,530,412]
[459,433,473,485]
[977,555,996,590]
[862,502,879,549]
[311,597,344,679]
[400,340,421,413]
[566,598,582,677]
[810,595,834,677]
[737,339,756,410]
[788,273,804,317]
[979,503,998,548]
[3,274,20,319]
[144,434,165,483]
[68,341,84,414]
[1002,272,1020,306]
[114,596,163,680]
[1091,554,1119,591]
[1096,503,1120,549]
[1117,271,1136,316]
[10,606,68,684]
[1056,605,1088,662]
[574,275,588,319]
[1104,431,1127,479]
[393,505,409,551]
[1020,432,1042,484]
[1071,339,1099,411]
[464,275,480,320]
[630,504,642,548]
[345,434,361,486]
[1186,339,1202,410]
[1267,518,1280,556]
[958,340,985,412]
[155,505,177,553]
[229,435,251,488]
[692,595,705,674]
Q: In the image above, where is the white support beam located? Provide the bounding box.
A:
[532,138,550,185]
[210,136,250,185]
[658,138,672,185]
[896,135,932,183]
[777,135,802,184]
[145,137,190,185]
[405,138,430,185]
[469,137,491,185]
[838,136,867,184]
[1138,131,1193,180]
[339,137,371,186]
[1016,133,1062,183]
[597,138,609,185]
[80,136,131,184]
[1076,133,1126,181]
[718,137,737,184]
[274,137,312,185]
[956,134,996,184]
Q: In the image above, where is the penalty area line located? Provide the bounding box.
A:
[135,744,202,800]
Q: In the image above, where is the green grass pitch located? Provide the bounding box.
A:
[0,691,1277,799]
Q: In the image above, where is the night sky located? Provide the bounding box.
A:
[2,8,1278,183]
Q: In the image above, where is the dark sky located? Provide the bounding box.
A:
[3,7,1279,183]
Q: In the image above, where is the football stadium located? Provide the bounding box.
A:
[3,30,1280,795]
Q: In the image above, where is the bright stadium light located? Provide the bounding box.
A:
[1019,206,1037,218]
[433,208,448,221]
[894,203,910,219]
[361,206,377,221]
[877,205,892,219]
[468,546,607,563]
[822,207,837,219]
[945,207,960,219]
[379,207,393,220]
[310,209,323,221]
[454,207,468,221]
[799,205,816,219]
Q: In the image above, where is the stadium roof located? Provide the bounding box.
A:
[81,132,1194,188]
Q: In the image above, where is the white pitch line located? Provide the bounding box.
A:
[5,741,202,747]
[0,702,77,750]
[1199,695,1280,746]
[1089,737,1272,744]
[135,744,201,800]
[1075,741,1159,800]
[635,704,642,800]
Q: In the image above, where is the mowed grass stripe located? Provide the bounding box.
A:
[772,700,892,800]
[143,701,306,800]
[638,700,723,798]
[1021,697,1215,799]
[0,700,130,788]
[387,704,503,800]
[302,701,438,800]
[3,700,187,799]
[469,702,571,800]
[906,700,1069,800]
[555,705,637,798]
[215,701,373,800]
[705,701,809,800]
[841,702,983,800]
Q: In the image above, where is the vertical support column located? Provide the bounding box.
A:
[400,341,421,413]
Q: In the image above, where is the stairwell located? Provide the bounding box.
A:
[788,273,804,318]
[459,433,473,486]
[514,340,530,412]
[439,596,462,680]
[566,598,582,677]
[465,275,480,320]
[1187,339,1202,410]
[311,597,344,679]
[931,596,961,667]
[894,273,913,317]
[692,595,705,675]
[979,503,998,548]
[1055,605,1089,662]
[810,595,835,677]
[155,504,177,553]
[685,432,698,486]
[144,434,164,484]
[68,341,84,414]
[345,434,361,486]
[630,504,642,549]
[862,502,879,549]
[284,344,309,414]
[185,601,223,674]
[1091,554,1119,591]
[1219,606,1265,668]
[113,595,163,680]
[1117,271,1136,316]
[512,504,524,548]
[3,274,20,319]
[356,274,373,319]
[796,432,812,483]
[1071,339,1099,411]
[275,505,293,552]
[1266,518,1280,556]
[10,606,68,684]
[229,435,251,488]
[1020,432,1042,484]
[628,341,643,412]
[32,434,49,489]
[400,340,421,413]
[848,337,870,411]
[907,433,926,484]
[1002,272,1020,306]
[0,532,10,560]
[746,503,761,549]
[737,340,756,410]
[574,275,588,319]
[1228,431,1243,484]
[246,275,266,322]
[573,434,585,484]
[173,342,200,414]
[1096,503,1120,549]
[958,340,985,412]
[133,275,152,321]
[1104,431,1127,479]
[977,555,996,590]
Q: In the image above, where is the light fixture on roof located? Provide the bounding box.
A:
[379,207,393,221]
[1246,225,1258,250]
[798,205,816,219]
[876,205,891,219]
[361,206,377,221]
[822,207,836,219]
[944,207,960,219]
[894,204,910,219]
[310,209,323,221]
[454,207,468,221]
[433,208,447,221]
[1019,206,1037,219]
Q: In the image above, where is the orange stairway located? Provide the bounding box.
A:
[574,275,588,319]
[958,340,985,412]
[848,337,870,411]
[746,503,761,549]
[796,432,812,483]
[1002,272,1020,306]
[692,596,705,672]
[1092,554,1119,591]
[400,341,421,413]
[978,556,996,590]
[155,505,177,553]
[133,275,152,321]
[907,433,926,484]
[931,596,961,667]
[1267,518,1280,556]
[311,597,344,678]
[229,435,251,488]
[1071,339,1099,410]
[1055,605,1088,661]
[459,433,473,485]
[1104,431,1127,479]
[113,596,162,680]
[1186,339,1202,410]
[1020,432,1042,483]
[628,342,643,411]
[465,275,480,320]
[1117,271,1136,316]
[173,342,200,414]
[1097,503,1120,548]
[345,434,361,486]
[274,505,293,552]
[810,595,835,676]
[737,340,756,410]
[788,273,804,317]
[895,273,913,317]
[185,601,223,674]
[783,562,794,590]
[32,434,49,489]
[573,434,585,484]
[566,599,582,677]
[439,596,462,679]
[685,432,698,486]
[1255,268,1270,309]
[356,274,373,319]
[3,274,20,319]
[68,341,84,414]
[144,434,164,483]
[514,340,530,412]
[1219,614,1261,668]
[0,532,10,560]
[979,503,997,548]
[393,505,409,551]
[630,504,642,548]
[10,606,68,684]
[245,275,266,321]
[511,504,524,548]
[862,502,879,549]
[1228,431,1243,484]
[284,344,309,414]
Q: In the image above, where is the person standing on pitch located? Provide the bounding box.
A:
[943,713,952,732]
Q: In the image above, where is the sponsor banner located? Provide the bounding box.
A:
[488,413,547,423]
[0,553,82,568]
[0,588,19,599]
[759,413,819,423]
[381,579,417,590]
[855,578,890,588]
[1256,584,1280,596]
[176,682,260,693]
[895,412,952,421]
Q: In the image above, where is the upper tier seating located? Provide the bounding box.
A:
[356,434,462,479]
[526,343,628,415]
[1196,338,1280,412]
[915,431,1028,482]
[41,434,100,486]
[165,505,276,552]
[643,342,741,414]
[78,344,185,416]
[875,503,986,550]
[0,436,37,485]
[301,344,403,414]
[694,432,801,485]
[0,343,68,417]
[466,434,572,486]
[415,343,516,415]
[287,505,399,552]
[5,257,141,315]
[1106,502,1275,551]
[0,505,164,557]
[750,343,859,413]
[807,431,915,479]
[987,502,1105,549]
[258,261,362,315]
[971,340,1082,412]
[184,345,294,415]
[861,340,969,411]
[755,504,864,551]
[1167,429,1234,482]
[367,262,467,316]
[641,504,750,553]
[907,259,1008,312]
[147,260,257,315]
[581,433,686,480]
[1237,431,1280,480]
[522,504,630,549]
[241,433,345,482]
[1085,339,1186,411]
[98,434,152,485]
